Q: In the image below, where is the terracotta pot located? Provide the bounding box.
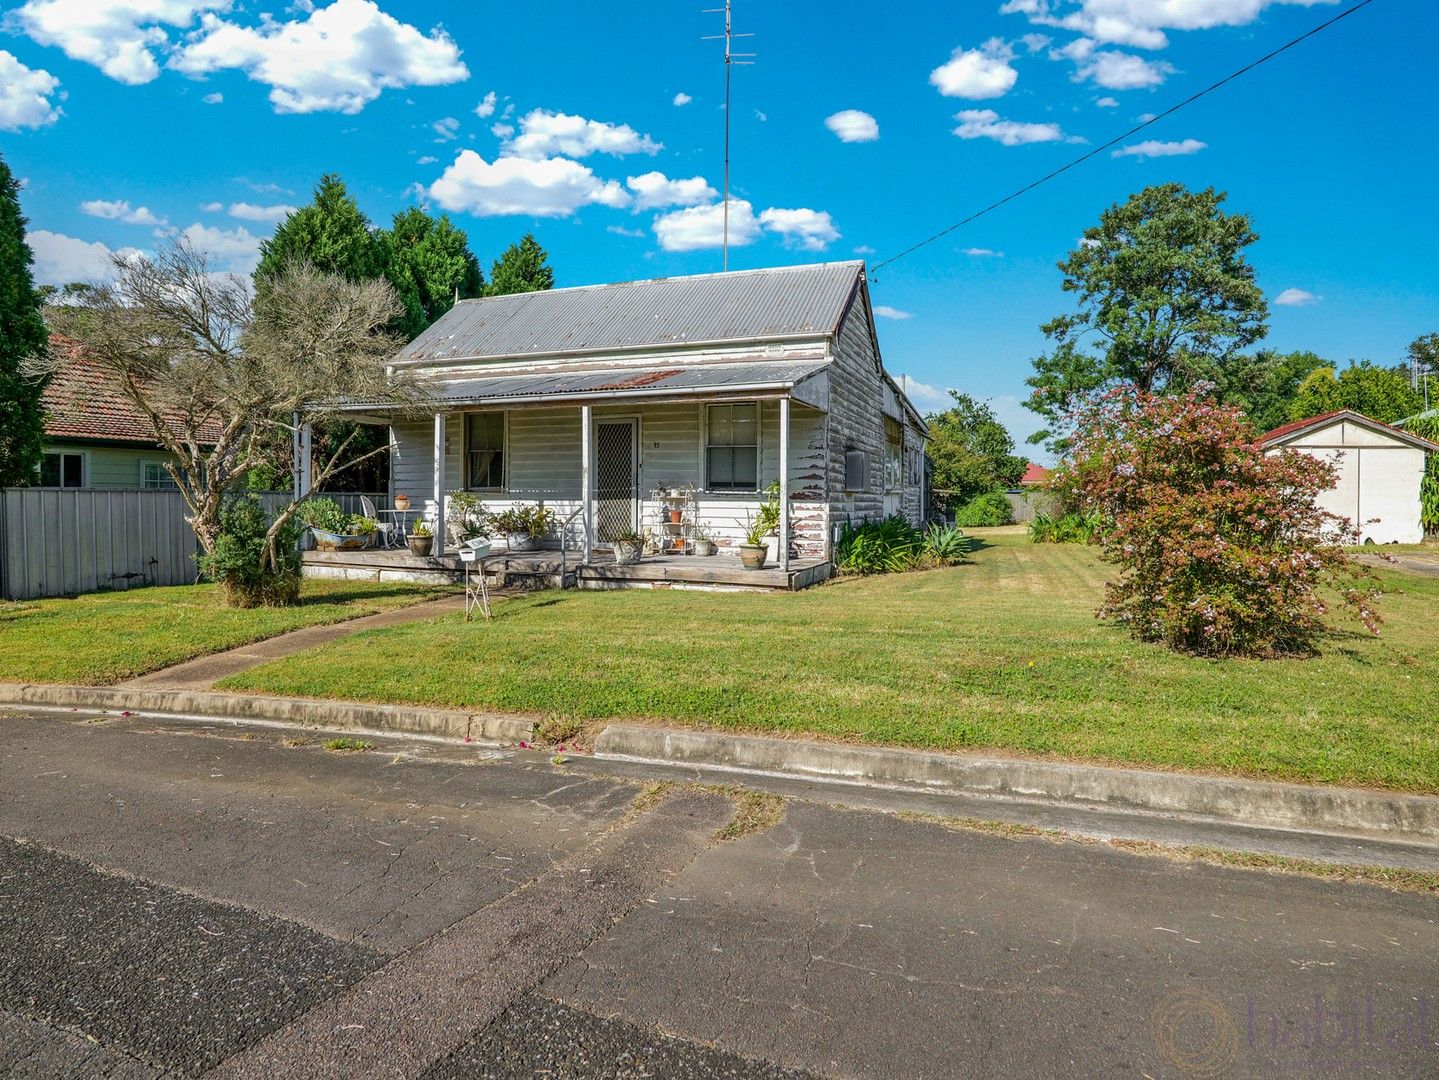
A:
[739,544,767,570]
[394,494,411,511]
[407,535,433,557]
[667,509,683,524]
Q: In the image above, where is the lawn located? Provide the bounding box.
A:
[0,580,453,685]
[221,532,1439,793]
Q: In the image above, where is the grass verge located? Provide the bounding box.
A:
[220,533,1439,793]
[0,580,453,684]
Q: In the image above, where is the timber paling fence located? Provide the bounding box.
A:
[0,489,382,601]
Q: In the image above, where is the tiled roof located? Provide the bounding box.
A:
[42,336,225,446]
[1019,462,1050,485]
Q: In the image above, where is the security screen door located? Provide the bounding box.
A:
[595,419,638,540]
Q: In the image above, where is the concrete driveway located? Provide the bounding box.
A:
[1,710,1434,1078]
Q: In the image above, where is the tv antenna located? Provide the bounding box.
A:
[703,1,754,271]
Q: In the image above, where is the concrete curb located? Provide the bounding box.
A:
[0,683,533,746]
[593,724,1439,844]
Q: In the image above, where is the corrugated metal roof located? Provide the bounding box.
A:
[346,359,828,411]
[397,261,864,365]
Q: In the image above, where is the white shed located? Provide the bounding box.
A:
[1260,410,1438,544]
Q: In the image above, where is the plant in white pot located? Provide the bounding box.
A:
[611,528,645,565]
[692,523,715,557]
[492,504,554,551]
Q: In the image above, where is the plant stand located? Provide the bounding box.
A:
[650,485,696,556]
[461,548,496,621]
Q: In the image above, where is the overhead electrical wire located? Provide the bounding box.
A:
[869,0,1380,277]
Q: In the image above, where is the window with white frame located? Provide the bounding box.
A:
[465,411,505,491]
[883,417,903,491]
[705,403,758,491]
[141,461,178,490]
[38,451,84,488]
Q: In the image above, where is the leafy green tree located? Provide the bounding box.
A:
[1287,360,1423,424]
[1216,349,1328,433]
[925,391,1027,510]
[382,207,484,339]
[1026,183,1268,447]
[486,233,554,296]
[255,174,384,283]
[0,153,50,487]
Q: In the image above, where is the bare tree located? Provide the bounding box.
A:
[45,238,427,586]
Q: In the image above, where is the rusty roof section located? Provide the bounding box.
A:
[397,261,865,365]
[42,336,226,447]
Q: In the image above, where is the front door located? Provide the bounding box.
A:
[595,419,638,540]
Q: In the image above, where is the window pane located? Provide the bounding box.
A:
[466,412,504,489]
[731,403,757,440]
[732,446,758,489]
[62,455,83,488]
[708,447,733,487]
[708,406,732,447]
[39,454,59,487]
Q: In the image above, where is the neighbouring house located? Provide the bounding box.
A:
[1018,463,1050,487]
[34,336,219,490]
[323,262,928,587]
[1260,410,1439,544]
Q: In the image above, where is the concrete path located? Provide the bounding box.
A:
[120,593,471,690]
[0,710,1434,1078]
[1359,551,1439,577]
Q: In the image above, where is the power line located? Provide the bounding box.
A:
[870,0,1379,277]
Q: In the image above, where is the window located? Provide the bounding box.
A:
[142,461,178,490]
[706,403,758,491]
[465,411,505,491]
[39,451,84,488]
[884,417,903,491]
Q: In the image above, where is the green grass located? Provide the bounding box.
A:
[0,580,453,684]
[221,533,1439,793]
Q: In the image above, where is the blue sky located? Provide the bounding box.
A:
[2,0,1434,456]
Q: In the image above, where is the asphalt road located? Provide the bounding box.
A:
[0,709,1434,1078]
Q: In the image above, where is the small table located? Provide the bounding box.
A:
[377,508,420,548]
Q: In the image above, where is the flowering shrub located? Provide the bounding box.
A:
[1053,387,1381,657]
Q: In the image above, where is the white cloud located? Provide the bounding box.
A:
[963,247,1004,257]
[759,207,840,251]
[1020,32,1053,52]
[930,38,1018,99]
[490,121,514,138]
[854,244,876,255]
[12,1,227,85]
[201,201,223,212]
[428,150,629,218]
[1112,137,1206,158]
[0,50,62,131]
[953,108,1068,146]
[1275,287,1320,306]
[26,230,141,285]
[653,199,760,252]
[625,171,716,211]
[226,201,297,222]
[874,305,913,320]
[1002,0,1334,50]
[1073,49,1172,88]
[173,221,263,274]
[672,91,692,106]
[170,0,468,114]
[474,90,496,118]
[824,109,879,143]
[892,376,950,411]
[1095,95,1120,106]
[505,109,661,159]
[432,116,460,142]
[607,224,645,238]
[80,199,166,226]
[754,109,767,122]
[202,90,222,104]
[416,154,437,165]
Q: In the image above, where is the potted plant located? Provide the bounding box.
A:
[446,492,490,550]
[407,520,433,557]
[756,483,784,566]
[611,528,645,565]
[692,524,715,557]
[394,493,411,511]
[739,513,768,569]
[492,504,555,551]
[301,498,372,551]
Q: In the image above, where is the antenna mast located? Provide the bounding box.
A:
[703,1,753,271]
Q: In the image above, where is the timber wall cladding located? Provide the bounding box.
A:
[0,490,380,600]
